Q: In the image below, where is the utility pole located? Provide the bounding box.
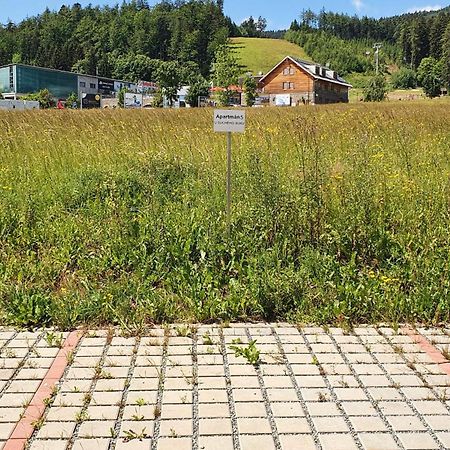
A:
[373,43,382,74]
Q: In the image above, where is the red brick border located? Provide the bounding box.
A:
[403,326,450,376]
[4,331,83,450]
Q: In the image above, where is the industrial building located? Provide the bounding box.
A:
[0,64,141,106]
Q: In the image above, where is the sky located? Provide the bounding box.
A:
[0,0,447,28]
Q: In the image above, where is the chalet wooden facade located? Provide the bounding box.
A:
[258,56,352,106]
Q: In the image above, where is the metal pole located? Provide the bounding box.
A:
[226,131,232,232]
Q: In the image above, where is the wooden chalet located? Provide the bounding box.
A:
[258,56,352,106]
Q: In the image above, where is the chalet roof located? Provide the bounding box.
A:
[259,56,352,88]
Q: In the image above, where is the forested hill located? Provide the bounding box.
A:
[0,0,232,79]
[285,7,450,75]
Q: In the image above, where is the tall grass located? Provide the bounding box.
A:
[1,101,450,329]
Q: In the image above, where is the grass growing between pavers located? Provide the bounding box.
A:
[1,103,450,329]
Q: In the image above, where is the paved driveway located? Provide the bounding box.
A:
[0,324,449,450]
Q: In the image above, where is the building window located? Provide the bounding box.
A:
[289,67,295,75]
[90,83,96,89]
[80,81,86,88]
[283,82,289,90]
[290,82,295,89]
[283,68,289,75]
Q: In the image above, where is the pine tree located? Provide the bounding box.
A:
[442,22,450,89]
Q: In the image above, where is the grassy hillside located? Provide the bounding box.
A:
[230,37,310,75]
[1,103,450,329]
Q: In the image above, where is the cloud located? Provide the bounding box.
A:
[352,0,364,11]
[406,4,443,13]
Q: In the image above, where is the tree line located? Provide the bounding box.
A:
[0,0,232,80]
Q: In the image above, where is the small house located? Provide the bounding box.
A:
[258,56,352,106]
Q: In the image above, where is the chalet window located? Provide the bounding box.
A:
[80,81,86,88]
[283,82,289,90]
[289,67,295,75]
[283,68,290,75]
[289,82,295,89]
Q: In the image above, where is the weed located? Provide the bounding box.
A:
[317,392,328,402]
[135,398,147,407]
[132,413,145,421]
[31,418,45,430]
[442,346,450,361]
[153,405,161,419]
[83,392,92,406]
[230,340,260,366]
[45,331,64,348]
[75,410,90,423]
[123,428,147,442]
[202,332,214,345]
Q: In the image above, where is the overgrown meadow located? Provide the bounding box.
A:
[1,102,450,330]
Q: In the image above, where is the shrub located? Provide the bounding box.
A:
[363,75,387,102]
[391,68,417,89]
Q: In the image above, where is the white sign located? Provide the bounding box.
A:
[275,94,291,106]
[214,109,246,133]
[124,93,143,108]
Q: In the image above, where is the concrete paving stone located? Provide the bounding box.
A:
[309,344,338,354]
[123,405,159,420]
[354,327,379,336]
[341,401,378,416]
[198,435,234,450]
[165,366,193,378]
[198,403,230,418]
[260,365,287,376]
[358,432,400,450]
[333,335,360,344]
[277,344,309,354]
[0,392,33,407]
[26,358,56,369]
[387,415,427,431]
[168,337,194,346]
[350,416,388,432]
[165,356,194,366]
[157,437,192,450]
[66,368,96,380]
[404,353,434,364]
[279,434,316,450]
[46,406,82,421]
[160,419,193,437]
[7,379,41,393]
[401,387,434,400]
[59,380,92,393]
[0,422,16,439]
[198,366,225,377]
[271,402,307,418]
[137,346,163,357]
[134,355,163,367]
[436,432,450,449]
[167,347,192,357]
[358,375,392,387]
[319,433,359,450]
[345,353,375,364]
[104,356,133,367]
[352,364,385,375]
[237,417,272,434]
[76,347,104,357]
[36,421,76,439]
[290,364,321,376]
[286,354,316,364]
[161,404,192,419]
[29,439,69,450]
[128,378,159,391]
[0,369,17,380]
[312,416,349,433]
[86,405,120,420]
[107,346,135,356]
[198,389,228,404]
[274,417,311,434]
[321,364,352,375]
[72,438,111,450]
[94,378,127,392]
[228,376,259,389]
[0,407,23,423]
[265,388,297,402]
[198,418,232,435]
[423,414,450,430]
[239,434,275,449]
[383,364,415,375]
[391,374,425,387]
[119,421,154,438]
[412,400,450,415]
[295,376,327,388]
[423,374,450,386]
[367,387,403,401]
[132,367,161,378]
[333,387,369,401]
[80,338,108,347]
[369,344,398,353]
[78,420,118,438]
[234,402,267,418]
[71,357,102,368]
[262,376,293,389]
[327,375,359,388]
[103,367,129,378]
[397,432,440,450]
[196,355,222,365]
[91,390,123,406]
[339,344,368,354]
[305,334,333,344]
[377,401,415,416]
[15,368,48,379]
[115,438,152,450]
[300,388,331,402]
[110,337,136,347]
[162,390,192,405]
[126,391,158,406]
[164,377,192,390]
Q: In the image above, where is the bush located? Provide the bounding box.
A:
[363,75,387,102]
[22,89,55,109]
[391,68,417,89]
[417,57,443,98]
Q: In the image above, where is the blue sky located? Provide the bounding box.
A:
[0,0,447,28]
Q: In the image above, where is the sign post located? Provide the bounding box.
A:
[213,109,246,232]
